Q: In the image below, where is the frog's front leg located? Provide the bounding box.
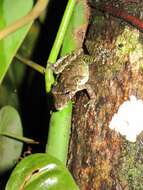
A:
[51,48,84,74]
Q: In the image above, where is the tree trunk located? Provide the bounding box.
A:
[68,1,143,190]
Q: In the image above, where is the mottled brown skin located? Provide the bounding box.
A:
[52,49,96,110]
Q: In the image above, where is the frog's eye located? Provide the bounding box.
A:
[118,43,124,49]
[65,91,70,95]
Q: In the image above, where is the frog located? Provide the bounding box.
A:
[51,48,96,110]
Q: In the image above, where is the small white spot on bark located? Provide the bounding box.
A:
[109,96,143,142]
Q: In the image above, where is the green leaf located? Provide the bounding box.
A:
[61,0,89,54]
[0,0,33,83]
[0,85,19,108]
[6,153,79,190]
[0,106,23,174]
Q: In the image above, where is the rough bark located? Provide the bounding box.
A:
[68,1,143,190]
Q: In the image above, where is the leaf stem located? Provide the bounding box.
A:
[45,0,76,92]
[46,102,72,164]
[46,0,76,165]
[0,0,49,40]
[0,132,39,144]
[47,0,76,64]
[16,54,46,74]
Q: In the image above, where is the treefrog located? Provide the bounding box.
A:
[52,48,96,110]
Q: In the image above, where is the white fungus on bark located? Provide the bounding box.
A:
[109,95,143,142]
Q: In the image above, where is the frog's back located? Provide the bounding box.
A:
[59,55,89,86]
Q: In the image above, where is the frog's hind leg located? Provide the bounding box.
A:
[73,83,96,111]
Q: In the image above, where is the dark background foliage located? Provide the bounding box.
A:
[0,0,67,189]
